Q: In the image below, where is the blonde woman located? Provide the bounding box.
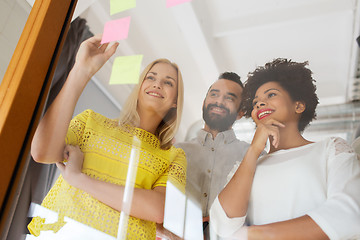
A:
[28,35,186,239]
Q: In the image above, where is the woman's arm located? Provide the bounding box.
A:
[75,174,166,223]
[31,35,118,164]
[156,224,183,240]
[210,210,328,240]
[218,119,285,218]
[247,215,328,240]
[57,145,166,223]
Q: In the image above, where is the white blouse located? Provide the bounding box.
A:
[210,137,360,240]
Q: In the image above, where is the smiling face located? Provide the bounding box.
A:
[203,79,243,132]
[137,62,178,118]
[251,81,304,126]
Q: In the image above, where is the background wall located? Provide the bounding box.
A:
[0,0,121,120]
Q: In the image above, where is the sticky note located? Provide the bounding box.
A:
[110,0,136,15]
[109,55,143,85]
[101,17,131,44]
[166,0,192,8]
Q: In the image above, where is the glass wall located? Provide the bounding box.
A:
[1,0,360,239]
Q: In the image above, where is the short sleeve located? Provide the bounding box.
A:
[153,147,187,193]
[209,196,246,238]
[308,137,360,239]
[65,109,91,145]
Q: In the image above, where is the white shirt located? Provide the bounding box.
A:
[210,137,360,240]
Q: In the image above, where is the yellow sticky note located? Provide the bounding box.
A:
[109,55,143,85]
[110,0,136,15]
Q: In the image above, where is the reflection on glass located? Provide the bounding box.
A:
[163,181,186,238]
[26,203,116,240]
[117,137,140,239]
[163,180,203,240]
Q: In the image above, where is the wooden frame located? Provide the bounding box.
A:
[0,0,77,237]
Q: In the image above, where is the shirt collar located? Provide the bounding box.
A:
[197,128,238,146]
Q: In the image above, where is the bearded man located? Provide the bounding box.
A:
[175,72,251,239]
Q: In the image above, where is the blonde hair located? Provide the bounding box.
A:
[119,58,184,150]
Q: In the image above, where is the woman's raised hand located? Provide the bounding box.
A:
[74,34,119,79]
[251,119,285,154]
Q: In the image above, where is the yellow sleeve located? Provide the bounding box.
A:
[65,109,92,145]
[153,147,187,193]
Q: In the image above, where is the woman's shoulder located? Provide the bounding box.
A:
[307,136,352,150]
[326,136,355,155]
[310,137,357,163]
[166,145,187,162]
[171,145,186,155]
[75,109,119,126]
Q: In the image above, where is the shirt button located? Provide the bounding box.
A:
[211,147,215,151]
[203,193,208,197]
[224,140,227,144]
[207,169,211,173]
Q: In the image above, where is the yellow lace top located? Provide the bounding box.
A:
[28,109,187,239]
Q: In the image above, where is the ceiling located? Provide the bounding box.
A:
[74,0,360,141]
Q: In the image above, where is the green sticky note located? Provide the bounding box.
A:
[109,55,143,85]
[110,0,136,15]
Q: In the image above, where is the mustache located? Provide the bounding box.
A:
[206,103,230,114]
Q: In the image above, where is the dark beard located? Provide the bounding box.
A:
[202,103,237,132]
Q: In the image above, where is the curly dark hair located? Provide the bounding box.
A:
[241,58,319,132]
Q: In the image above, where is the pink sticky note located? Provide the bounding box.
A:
[101,16,131,44]
[166,0,192,8]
